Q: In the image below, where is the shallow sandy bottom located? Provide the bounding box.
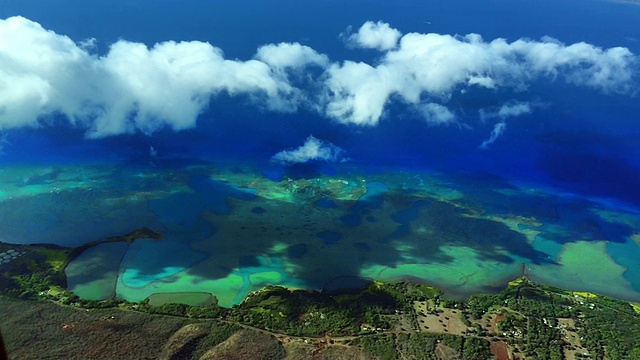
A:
[65,242,128,301]
[528,241,639,300]
[5,164,639,306]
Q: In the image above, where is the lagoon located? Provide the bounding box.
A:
[5,163,636,307]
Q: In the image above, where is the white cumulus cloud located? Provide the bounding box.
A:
[417,103,456,125]
[324,26,637,126]
[254,42,330,111]
[478,101,532,149]
[255,42,329,70]
[0,16,310,137]
[480,101,532,120]
[479,122,507,150]
[345,21,402,51]
[0,17,637,143]
[90,40,295,137]
[272,135,344,164]
[0,16,95,130]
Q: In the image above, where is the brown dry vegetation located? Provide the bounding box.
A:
[158,323,211,360]
[557,318,589,360]
[283,341,371,360]
[490,341,510,360]
[433,343,461,360]
[414,301,468,335]
[5,276,639,360]
[0,298,186,360]
[198,329,285,360]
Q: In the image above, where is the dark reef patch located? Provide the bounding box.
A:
[314,198,337,208]
[251,207,266,214]
[287,244,308,259]
[316,230,343,246]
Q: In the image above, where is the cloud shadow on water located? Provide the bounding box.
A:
[10,163,636,303]
[118,171,557,298]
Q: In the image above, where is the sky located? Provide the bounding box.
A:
[1,0,640,205]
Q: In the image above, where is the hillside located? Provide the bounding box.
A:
[2,238,640,359]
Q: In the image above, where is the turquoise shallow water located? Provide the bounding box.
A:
[530,235,563,263]
[65,242,129,300]
[119,238,207,288]
[31,163,638,307]
[233,255,305,305]
[608,238,640,293]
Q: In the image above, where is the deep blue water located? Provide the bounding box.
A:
[4,0,640,53]
[317,230,343,246]
[0,0,639,205]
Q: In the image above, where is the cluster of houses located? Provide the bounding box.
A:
[0,249,25,266]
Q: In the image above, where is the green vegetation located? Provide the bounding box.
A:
[189,323,240,358]
[139,300,226,319]
[159,322,242,360]
[230,285,388,335]
[575,294,640,359]
[367,332,492,360]
[3,234,640,359]
[462,279,640,359]
[400,332,439,359]
[0,228,159,301]
[466,281,571,358]
[359,334,397,360]
[0,244,67,300]
[223,282,442,336]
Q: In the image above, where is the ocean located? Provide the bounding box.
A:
[1,0,640,306]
